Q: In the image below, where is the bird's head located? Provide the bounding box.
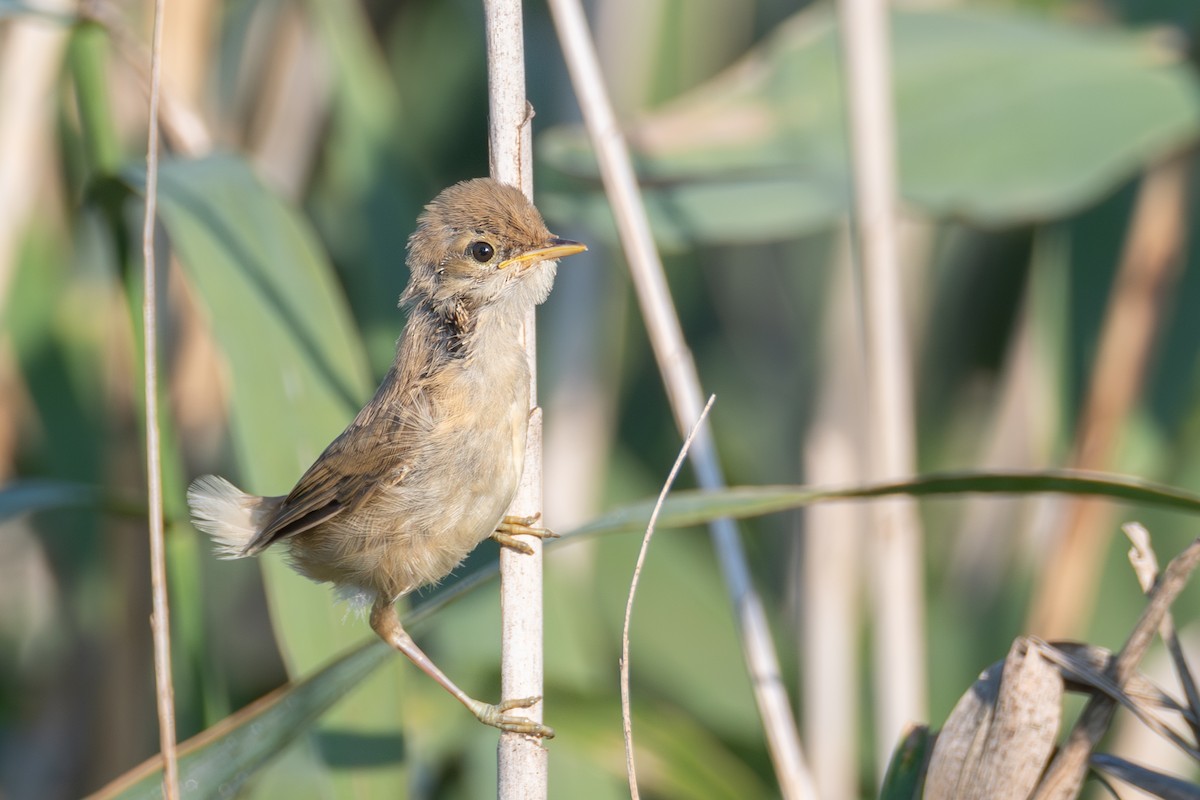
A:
[402,178,586,313]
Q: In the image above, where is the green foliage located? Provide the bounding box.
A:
[539,6,1200,246]
[134,153,407,797]
[4,1,1200,798]
[95,640,394,800]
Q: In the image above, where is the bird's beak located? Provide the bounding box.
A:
[498,238,588,271]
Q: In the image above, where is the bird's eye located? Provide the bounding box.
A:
[469,241,495,263]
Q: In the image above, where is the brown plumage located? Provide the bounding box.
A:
[188,178,586,737]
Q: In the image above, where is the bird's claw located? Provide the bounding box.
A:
[492,514,559,555]
[469,695,555,738]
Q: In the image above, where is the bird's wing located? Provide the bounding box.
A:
[242,376,433,554]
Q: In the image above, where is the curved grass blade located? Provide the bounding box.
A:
[568,470,1200,541]
[88,639,393,800]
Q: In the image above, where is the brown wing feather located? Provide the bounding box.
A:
[243,364,434,554]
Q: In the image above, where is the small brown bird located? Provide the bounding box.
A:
[187,178,585,737]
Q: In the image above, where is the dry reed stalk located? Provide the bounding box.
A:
[160,0,212,109]
[947,265,1049,598]
[545,0,815,796]
[483,0,548,795]
[0,20,66,303]
[1029,155,1190,639]
[799,227,866,800]
[245,4,328,199]
[0,20,67,482]
[141,0,179,796]
[1123,522,1200,743]
[835,0,927,767]
[78,1,211,155]
[1033,535,1200,798]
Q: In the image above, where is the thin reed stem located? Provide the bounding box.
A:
[836,0,927,772]
[142,0,179,796]
[484,0,548,796]
[621,396,715,799]
[545,1,815,795]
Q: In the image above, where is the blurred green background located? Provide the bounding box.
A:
[3,0,1200,797]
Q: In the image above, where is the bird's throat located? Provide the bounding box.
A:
[431,297,476,357]
[413,293,527,365]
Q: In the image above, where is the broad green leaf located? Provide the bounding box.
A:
[539,8,1200,246]
[89,572,491,799]
[134,152,375,662]
[0,479,96,523]
[591,522,764,739]
[128,153,407,797]
[88,638,394,800]
[550,697,774,799]
[303,0,429,372]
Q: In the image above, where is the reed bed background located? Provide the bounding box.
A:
[3,0,1200,797]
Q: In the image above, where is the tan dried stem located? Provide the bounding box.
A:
[483,0,547,796]
[1037,642,1199,759]
[80,0,211,155]
[1030,155,1190,638]
[836,0,927,768]
[1123,522,1200,743]
[800,230,866,800]
[141,0,178,796]
[545,0,814,796]
[1033,535,1200,798]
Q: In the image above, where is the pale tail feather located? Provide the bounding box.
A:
[335,585,376,621]
[187,475,265,558]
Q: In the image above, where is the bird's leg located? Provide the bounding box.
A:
[490,513,559,556]
[369,600,554,738]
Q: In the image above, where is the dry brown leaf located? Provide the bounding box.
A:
[926,636,1062,800]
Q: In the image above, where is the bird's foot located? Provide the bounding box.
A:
[491,514,559,556]
[467,695,555,738]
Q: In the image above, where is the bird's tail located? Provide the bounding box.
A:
[187,475,272,558]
